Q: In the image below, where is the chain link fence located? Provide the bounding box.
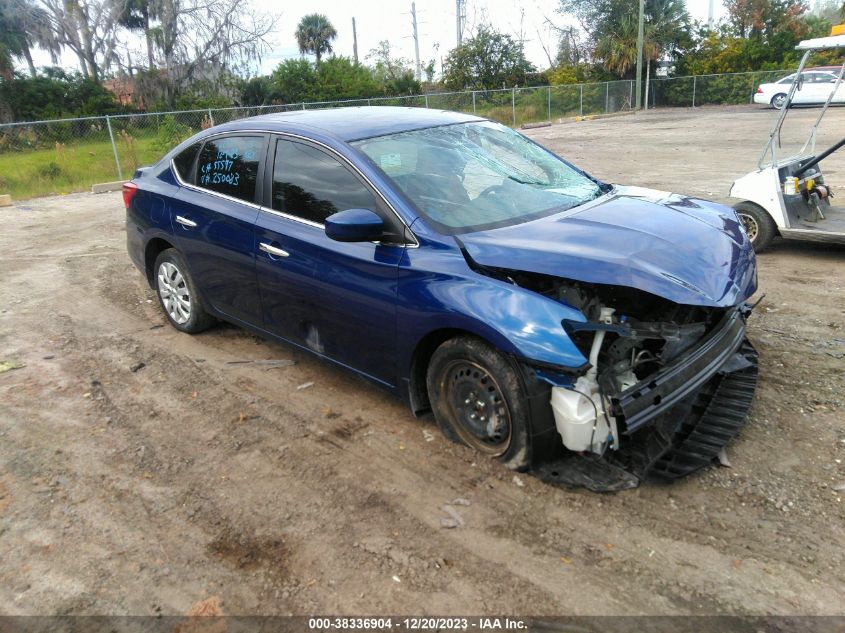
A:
[0,69,788,200]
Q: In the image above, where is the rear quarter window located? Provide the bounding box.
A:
[173,142,201,183]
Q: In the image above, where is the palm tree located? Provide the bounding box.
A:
[643,0,689,107]
[295,13,337,63]
[0,0,60,78]
[593,0,688,107]
[594,15,653,77]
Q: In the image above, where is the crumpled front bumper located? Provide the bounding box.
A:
[611,307,751,435]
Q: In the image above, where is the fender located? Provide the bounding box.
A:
[396,267,590,377]
[729,166,788,229]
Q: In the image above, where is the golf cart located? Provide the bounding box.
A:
[731,26,845,251]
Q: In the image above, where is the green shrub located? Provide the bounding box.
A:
[37,161,62,178]
[153,116,193,153]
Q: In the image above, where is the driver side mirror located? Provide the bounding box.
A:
[325,208,385,242]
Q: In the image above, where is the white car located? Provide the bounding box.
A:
[754,69,845,108]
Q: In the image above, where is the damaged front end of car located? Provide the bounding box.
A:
[499,271,758,491]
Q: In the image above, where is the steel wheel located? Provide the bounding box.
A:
[441,359,512,455]
[738,212,759,244]
[157,261,191,324]
[771,93,787,110]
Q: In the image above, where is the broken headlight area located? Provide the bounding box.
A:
[518,274,759,489]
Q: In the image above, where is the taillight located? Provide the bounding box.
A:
[756,87,764,93]
[122,182,138,209]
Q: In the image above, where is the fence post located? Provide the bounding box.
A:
[472,91,476,114]
[105,115,123,181]
[749,73,756,104]
[579,84,583,117]
[425,94,429,108]
[207,108,214,126]
[548,86,552,121]
[605,82,609,113]
[512,88,516,126]
[692,75,696,108]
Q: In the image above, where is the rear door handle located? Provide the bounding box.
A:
[259,242,290,258]
[175,215,197,228]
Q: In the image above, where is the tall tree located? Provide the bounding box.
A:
[147,0,275,105]
[295,13,337,63]
[367,40,420,94]
[557,0,689,78]
[39,0,122,82]
[442,24,536,89]
[725,0,807,39]
[115,0,157,70]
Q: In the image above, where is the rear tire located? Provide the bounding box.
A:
[734,201,777,252]
[153,248,215,334]
[771,93,787,110]
[426,336,530,470]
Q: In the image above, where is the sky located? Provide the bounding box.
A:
[253,0,727,75]
[28,0,727,77]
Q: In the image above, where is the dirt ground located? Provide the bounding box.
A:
[1,104,844,616]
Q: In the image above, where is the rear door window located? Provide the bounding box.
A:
[195,135,266,204]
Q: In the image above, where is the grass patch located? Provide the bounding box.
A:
[0,136,164,200]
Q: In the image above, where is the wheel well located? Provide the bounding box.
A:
[408,328,477,415]
[144,238,174,287]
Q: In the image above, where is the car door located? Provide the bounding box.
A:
[804,73,832,104]
[791,73,812,103]
[170,133,267,325]
[255,136,407,386]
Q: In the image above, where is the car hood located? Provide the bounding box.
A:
[458,186,757,308]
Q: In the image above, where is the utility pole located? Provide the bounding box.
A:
[635,0,645,109]
[456,0,464,46]
[411,2,421,81]
[707,0,715,27]
[352,17,359,63]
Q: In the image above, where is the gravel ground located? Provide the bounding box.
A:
[0,104,843,616]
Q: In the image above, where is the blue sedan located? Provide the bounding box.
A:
[125,107,759,489]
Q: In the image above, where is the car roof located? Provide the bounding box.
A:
[218,106,484,142]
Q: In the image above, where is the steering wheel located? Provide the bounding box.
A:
[478,184,510,199]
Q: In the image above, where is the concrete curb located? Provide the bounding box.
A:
[91,181,127,194]
[0,194,12,207]
[559,110,637,125]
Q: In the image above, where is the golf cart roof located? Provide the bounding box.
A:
[797,33,845,50]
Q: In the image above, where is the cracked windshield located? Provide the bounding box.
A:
[354,120,603,233]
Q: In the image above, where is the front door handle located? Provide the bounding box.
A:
[175,215,197,228]
[259,242,290,258]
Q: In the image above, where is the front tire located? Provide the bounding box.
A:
[735,201,777,252]
[771,93,787,110]
[153,248,215,333]
[426,336,530,470]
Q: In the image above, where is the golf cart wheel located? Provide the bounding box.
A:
[426,335,530,470]
[735,201,777,252]
[771,93,788,110]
